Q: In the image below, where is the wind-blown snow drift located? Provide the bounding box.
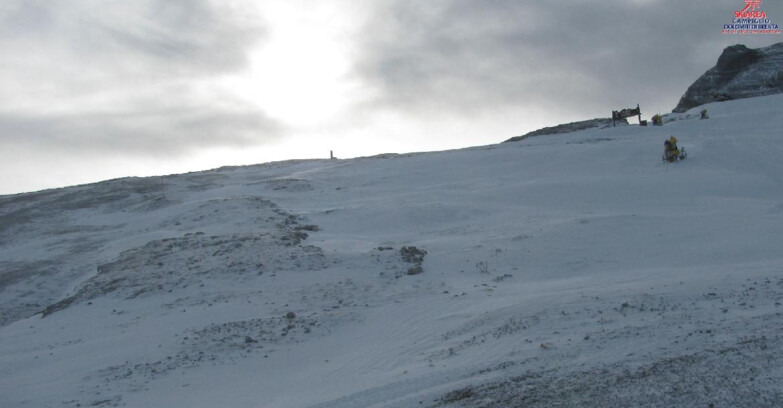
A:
[1,94,782,408]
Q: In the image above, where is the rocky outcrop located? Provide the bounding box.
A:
[504,117,626,143]
[400,246,427,275]
[673,42,783,113]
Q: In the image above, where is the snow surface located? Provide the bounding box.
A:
[1,95,783,408]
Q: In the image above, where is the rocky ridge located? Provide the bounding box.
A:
[504,118,626,143]
[673,42,783,113]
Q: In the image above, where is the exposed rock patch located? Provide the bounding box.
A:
[401,246,427,275]
[371,246,428,278]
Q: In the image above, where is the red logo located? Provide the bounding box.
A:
[723,0,780,35]
[736,0,767,19]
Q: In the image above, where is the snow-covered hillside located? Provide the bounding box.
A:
[2,94,783,408]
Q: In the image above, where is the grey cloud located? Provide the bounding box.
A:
[355,0,780,118]
[0,102,282,157]
[0,0,278,157]
[1,0,264,77]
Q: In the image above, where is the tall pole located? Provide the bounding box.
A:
[637,104,641,124]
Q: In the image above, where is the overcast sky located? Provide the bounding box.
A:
[1,0,781,194]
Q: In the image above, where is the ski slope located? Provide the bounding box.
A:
[1,94,782,407]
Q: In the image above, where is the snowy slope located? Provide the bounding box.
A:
[1,94,783,408]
